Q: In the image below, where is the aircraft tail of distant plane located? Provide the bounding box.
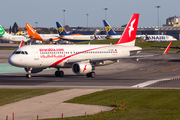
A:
[26,23,43,41]
[0,25,8,37]
[114,13,139,46]
[103,20,118,35]
[0,25,30,42]
[56,22,70,36]
[0,25,14,39]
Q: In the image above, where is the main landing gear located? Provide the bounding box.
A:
[55,68,64,77]
[86,72,95,78]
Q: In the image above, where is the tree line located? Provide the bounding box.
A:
[10,22,58,34]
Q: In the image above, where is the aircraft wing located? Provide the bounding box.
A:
[151,46,180,49]
[66,55,155,64]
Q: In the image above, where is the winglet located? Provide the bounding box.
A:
[19,40,23,48]
[163,42,172,54]
[114,13,139,46]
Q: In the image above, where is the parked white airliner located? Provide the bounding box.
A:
[25,23,60,42]
[103,20,177,42]
[8,14,170,78]
[0,25,29,42]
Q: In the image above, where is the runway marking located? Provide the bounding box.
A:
[171,69,180,71]
[138,69,156,71]
[132,61,174,64]
[132,65,180,87]
[136,65,180,76]
[132,79,169,88]
[116,65,180,78]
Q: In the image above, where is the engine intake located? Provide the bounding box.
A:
[72,62,92,74]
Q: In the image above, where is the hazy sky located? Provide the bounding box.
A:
[1,0,179,28]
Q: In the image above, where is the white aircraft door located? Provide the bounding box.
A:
[32,48,39,60]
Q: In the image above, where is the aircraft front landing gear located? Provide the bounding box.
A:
[26,68,32,78]
[26,74,31,78]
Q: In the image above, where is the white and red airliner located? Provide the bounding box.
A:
[8,14,171,78]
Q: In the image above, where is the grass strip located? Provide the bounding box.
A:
[43,89,180,120]
[0,48,17,50]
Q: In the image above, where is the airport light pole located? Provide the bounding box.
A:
[86,14,89,27]
[104,8,108,20]
[35,22,38,30]
[155,6,160,35]
[63,9,66,26]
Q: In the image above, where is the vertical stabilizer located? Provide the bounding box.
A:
[114,14,139,46]
[56,22,70,36]
[0,25,6,36]
[103,20,118,35]
[26,23,42,41]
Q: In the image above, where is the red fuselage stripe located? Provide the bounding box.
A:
[49,45,110,67]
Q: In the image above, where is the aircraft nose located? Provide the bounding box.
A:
[8,55,19,67]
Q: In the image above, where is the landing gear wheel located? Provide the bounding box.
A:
[59,71,64,77]
[55,70,64,77]
[90,72,95,78]
[26,74,31,78]
[25,67,32,78]
[86,73,91,78]
[86,72,95,78]
[55,71,59,77]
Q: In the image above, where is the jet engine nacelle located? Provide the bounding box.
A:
[24,68,44,73]
[72,62,92,74]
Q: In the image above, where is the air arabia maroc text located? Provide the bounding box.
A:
[39,48,65,52]
[39,48,65,58]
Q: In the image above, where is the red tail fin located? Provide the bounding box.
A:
[114,14,139,46]
[26,23,42,41]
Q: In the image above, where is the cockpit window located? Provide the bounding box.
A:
[15,51,21,54]
[21,51,24,54]
[13,51,28,55]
